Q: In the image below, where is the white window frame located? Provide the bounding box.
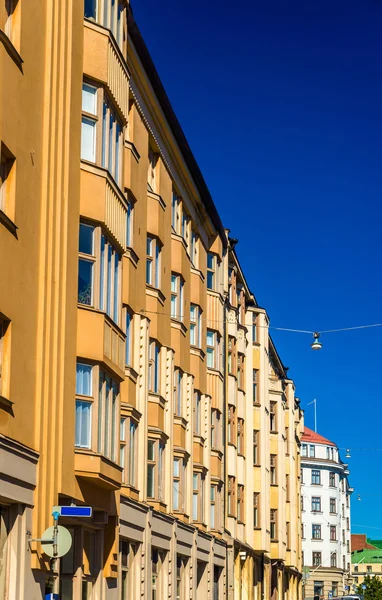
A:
[75,362,93,449]
[190,304,202,347]
[192,472,204,522]
[171,274,184,321]
[173,456,185,513]
[148,339,160,394]
[147,438,165,501]
[207,252,218,291]
[120,417,137,487]
[98,370,119,462]
[146,236,161,289]
[206,329,219,370]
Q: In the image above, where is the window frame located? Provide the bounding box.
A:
[206,329,219,370]
[147,438,165,501]
[311,469,321,485]
[253,492,260,528]
[311,496,321,513]
[270,401,277,432]
[227,476,236,517]
[120,417,138,487]
[312,524,322,540]
[171,273,184,322]
[270,454,277,485]
[253,430,259,465]
[207,252,218,291]
[190,304,202,348]
[148,339,161,394]
[330,525,337,541]
[193,390,202,435]
[313,552,322,567]
[237,484,245,523]
[237,418,244,456]
[173,456,186,513]
[270,509,277,540]
[146,236,161,289]
[173,368,183,416]
[192,471,205,522]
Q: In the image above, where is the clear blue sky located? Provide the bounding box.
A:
[132,1,382,533]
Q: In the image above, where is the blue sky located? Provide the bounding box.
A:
[132,1,382,533]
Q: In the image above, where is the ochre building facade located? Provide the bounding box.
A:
[0,2,303,599]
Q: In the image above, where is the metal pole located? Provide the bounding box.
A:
[52,511,60,596]
[314,399,317,433]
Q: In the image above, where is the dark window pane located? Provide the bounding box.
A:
[78,259,93,305]
[84,0,96,19]
[79,224,94,255]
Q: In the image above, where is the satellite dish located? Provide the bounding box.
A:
[41,525,72,558]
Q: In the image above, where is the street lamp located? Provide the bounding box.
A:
[311,332,322,350]
[346,449,351,459]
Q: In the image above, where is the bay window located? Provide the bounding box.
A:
[190,304,202,347]
[173,457,186,512]
[148,339,160,394]
[120,417,137,487]
[173,368,183,416]
[81,82,123,187]
[207,252,218,290]
[171,191,181,233]
[192,472,204,522]
[75,362,119,461]
[146,236,161,288]
[84,0,125,48]
[193,391,201,435]
[206,329,219,369]
[171,274,184,321]
[75,363,93,448]
[78,223,122,326]
[98,370,119,461]
[147,438,165,501]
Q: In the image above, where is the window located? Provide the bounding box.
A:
[147,147,158,192]
[237,418,244,455]
[75,363,93,448]
[312,524,321,540]
[311,469,321,485]
[227,336,235,374]
[253,430,259,465]
[311,497,321,512]
[330,498,336,514]
[270,402,277,432]
[300,467,304,484]
[228,405,236,445]
[125,311,133,366]
[147,439,165,501]
[210,485,219,530]
[252,314,257,343]
[78,224,122,325]
[228,476,235,516]
[81,83,123,185]
[301,495,304,511]
[207,253,218,290]
[301,444,307,457]
[119,540,136,600]
[330,525,336,541]
[270,454,277,484]
[286,474,290,502]
[314,582,324,598]
[0,316,10,398]
[237,353,244,389]
[206,329,219,369]
[84,0,125,48]
[342,504,345,518]
[181,210,190,247]
[170,274,184,321]
[173,457,185,512]
[173,368,183,416]
[367,566,372,574]
[0,142,15,215]
[151,548,165,600]
[193,391,201,435]
[120,418,137,487]
[270,509,277,540]
[354,565,358,573]
[98,370,120,461]
[171,191,180,233]
[346,517,349,531]
[237,485,244,523]
[332,582,338,597]
[176,555,187,600]
[312,552,321,567]
[192,472,204,522]
[329,471,336,487]
[253,492,259,527]
[309,444,315,457]
[347,540,350,552]
[126,199,133,248]
[252,369,258,404]
[190,304,202,347]
[148,340,160,394]
[302,523,305,539]
[146,236,161,288]
[342,529,345,544]
[190,227,198,267]
[211,409,221,449]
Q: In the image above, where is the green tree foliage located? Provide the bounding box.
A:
[356,575,382,600]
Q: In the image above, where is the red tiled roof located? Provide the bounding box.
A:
[302,426,336,447]
[351,534,378,551]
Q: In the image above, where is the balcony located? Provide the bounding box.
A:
[77,308,125,379]
[75,449,122,490]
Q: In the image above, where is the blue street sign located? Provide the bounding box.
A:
[344,586,350,591]
[362,585,367,590]
[45,595,59,600]
[53,506,92,518]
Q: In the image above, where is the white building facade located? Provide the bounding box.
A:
[301,427,353,600]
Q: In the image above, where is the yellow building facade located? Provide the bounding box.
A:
[0,2,303,599]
